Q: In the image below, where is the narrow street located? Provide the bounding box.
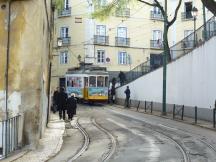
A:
[48,104,216,162]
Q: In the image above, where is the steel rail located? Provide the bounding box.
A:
[68,118,90,162]
[152,129,191,162]
[92,118,117,162]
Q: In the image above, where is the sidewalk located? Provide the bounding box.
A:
[1,113,65,162]
[112,104,216,131]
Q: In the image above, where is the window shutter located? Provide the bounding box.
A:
[127,54,132,64]
[118,52,121,64]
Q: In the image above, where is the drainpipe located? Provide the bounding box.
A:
[47,63,52,126]
[5,0,12,156]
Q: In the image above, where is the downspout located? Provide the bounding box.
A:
[5,0,12,156]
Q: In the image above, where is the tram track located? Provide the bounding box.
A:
[150,129,191,162]
[91,118,117,162]
[106,108,191,162]
[68,118,90,162]
[68,117,117,162]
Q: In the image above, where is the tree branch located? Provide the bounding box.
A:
[137,0,157,7]
[154,0,165,18]
[167,0,182,28]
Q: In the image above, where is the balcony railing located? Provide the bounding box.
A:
[94,35,109,45]
[150,11,164,20]
[121,16,216,86]
[181,12,193,21]
[181,40,194,49]
[150,40,163,49]
[57,37,71,46]
[0,115,21,158]
[115,37,130,47]
[116,8,130,17]
[58,7,71,17]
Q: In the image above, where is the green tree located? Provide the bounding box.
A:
[93,0,183,114]
[201,0,216,16]
[93,0,182,61]
[52,0,64,10]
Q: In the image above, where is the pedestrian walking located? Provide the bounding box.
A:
[67,93,77,120]
[118,71,126,86]
[111,86,115,104]
[124,86,130,108]
[57,87,68,120]
[52,87,59,113]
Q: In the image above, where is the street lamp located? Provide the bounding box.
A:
[57,38,63,47]
[191,7,198,47]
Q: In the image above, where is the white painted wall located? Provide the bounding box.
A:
[0,91,21,118]
[116,37,216,109]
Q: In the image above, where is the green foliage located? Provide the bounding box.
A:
[53,0,64,10]
[92,0,133,20]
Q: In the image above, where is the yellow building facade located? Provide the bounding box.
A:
[51,0,213,90]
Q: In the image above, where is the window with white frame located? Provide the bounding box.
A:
[60,27,69,38]
[118,52,128,65]
[96,25,106,36]
[153,6,161,14]
[64,0,69,9]
[97,50,105,63]
[117,27,127,38]
[184,30,193,40]
[60,51,68,64]
[152,30,162,40]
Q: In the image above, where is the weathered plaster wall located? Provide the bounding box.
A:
[0,0,51,147]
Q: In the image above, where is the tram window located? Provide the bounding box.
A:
[105,76,108,87]
[68,77,82,87]
[97,76,104,87]
[89,76,96,87]
[84,77,88,87]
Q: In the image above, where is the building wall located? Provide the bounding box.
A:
[0,0,51,147]
[51,0,213,90]
[116,36,216,109]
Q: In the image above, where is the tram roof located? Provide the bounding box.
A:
[66,66,109,76]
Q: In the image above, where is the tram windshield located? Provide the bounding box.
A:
[67,76,83,87]
[89,76,96,87]
[105,76,108,87]
[97,76,104,87]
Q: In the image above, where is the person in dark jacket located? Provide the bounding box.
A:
[124,86,130,108]
[67,93,77,120]
[58,87,68,120]
[52,87,59,113]
[118,71,126,86]
[111,86,115,104]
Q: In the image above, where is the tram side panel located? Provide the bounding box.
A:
[87,87,109,102]
[65,75,85,101]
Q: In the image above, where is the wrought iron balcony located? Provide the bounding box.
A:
[57,37,71,46]
[150,40,163,49]
[58,7,71,17]
[181,12,193,21]
[94,35,109,45]
[181,40,194,49]
[150,11,164,21]
[116,8,130,17]
[115,37,130,47]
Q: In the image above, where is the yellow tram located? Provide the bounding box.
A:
[65,66,109,103]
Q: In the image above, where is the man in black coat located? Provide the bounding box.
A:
[57,87,68,120]
[52,87,59,113]
[67,93,77,120]
[124,86,131,108]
